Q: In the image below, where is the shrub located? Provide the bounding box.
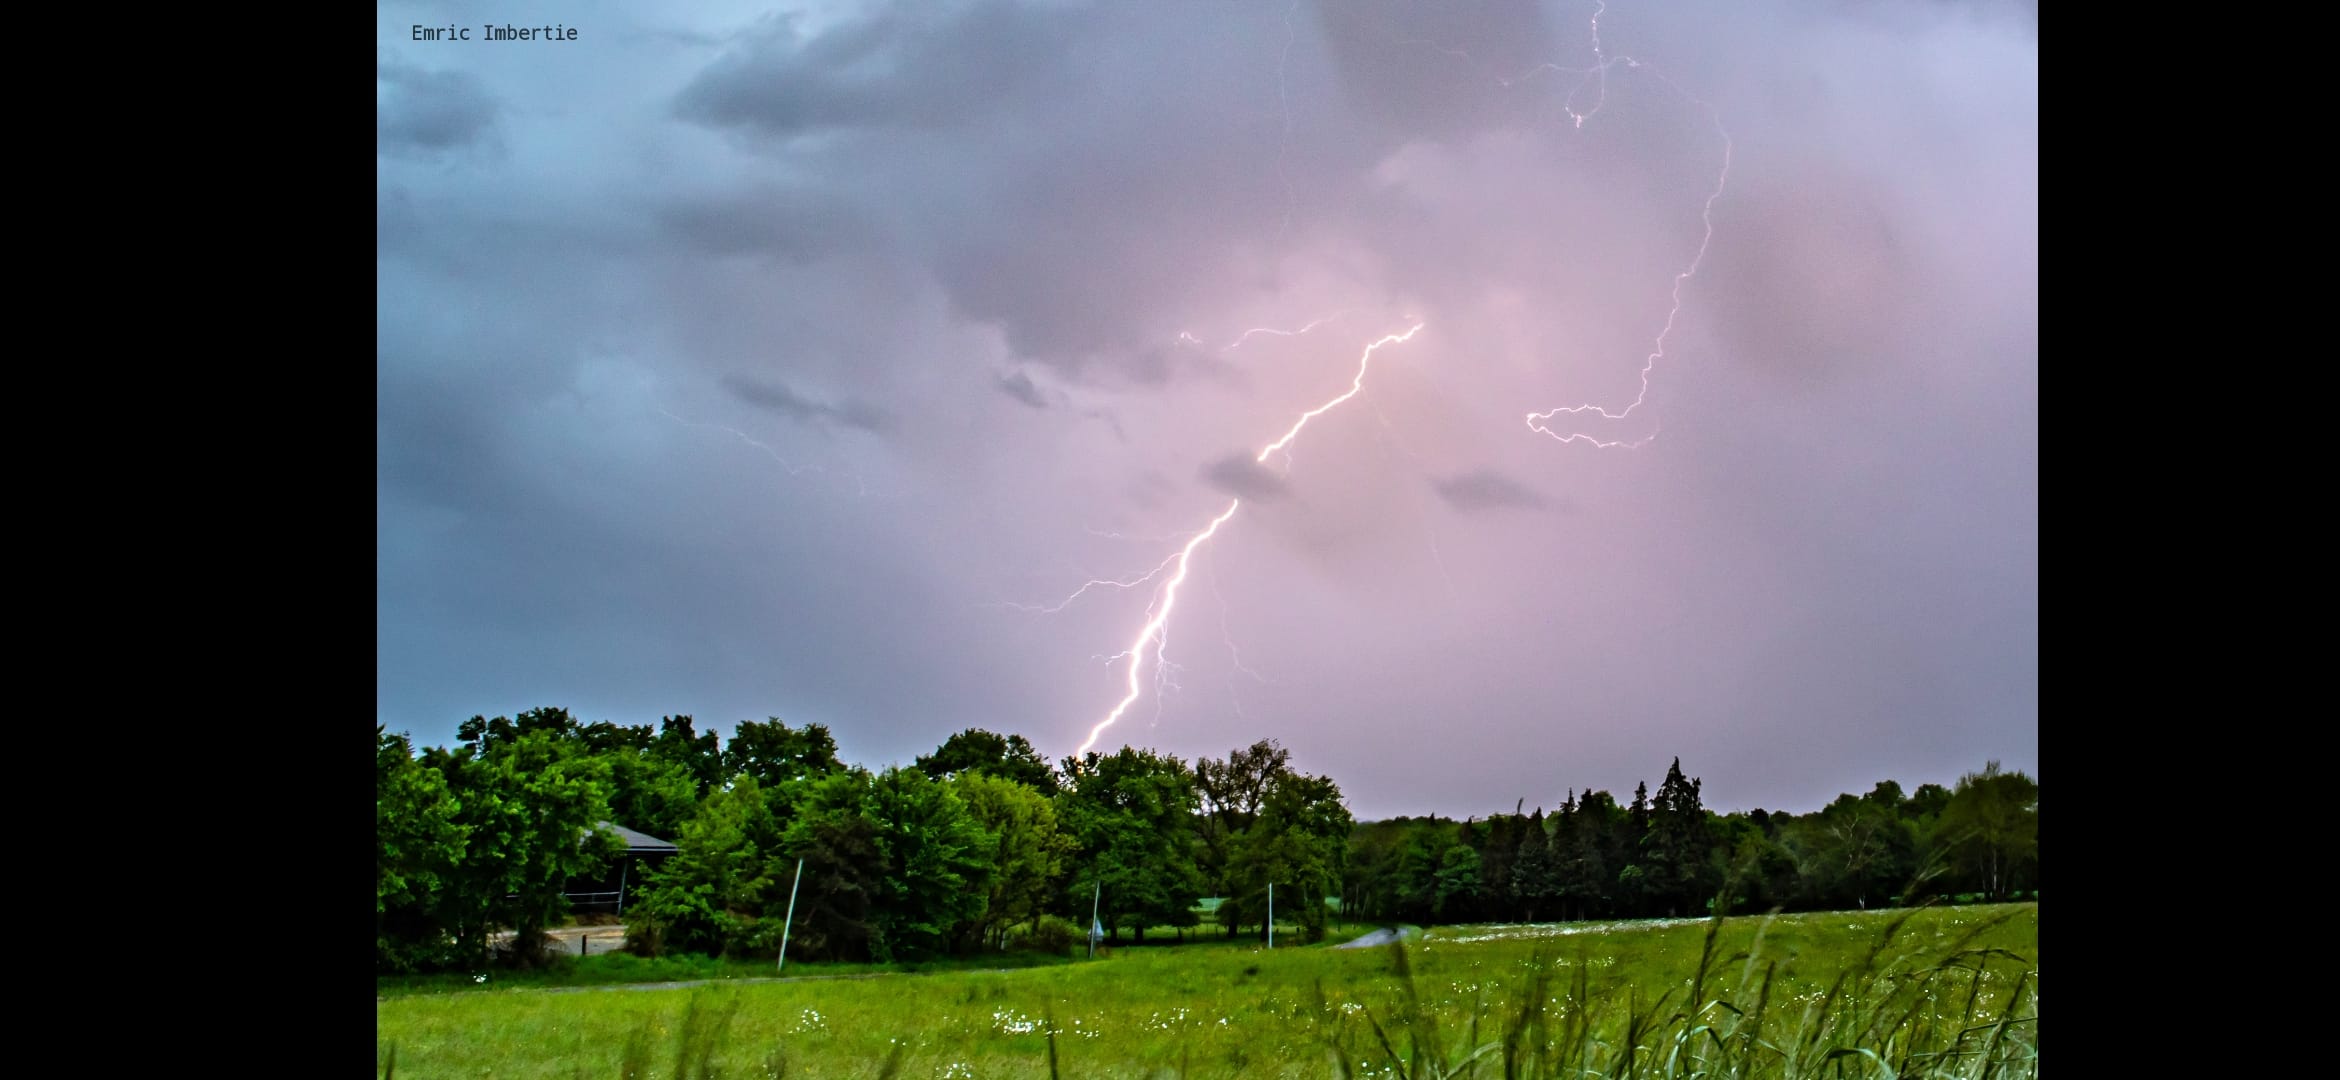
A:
[1014,914,1082,955]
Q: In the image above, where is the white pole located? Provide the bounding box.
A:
[778,857,805,972]
[1267,883,1274,949]
[1088,878,1102,959]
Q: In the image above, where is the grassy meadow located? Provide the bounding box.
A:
[375,903,2037,1078]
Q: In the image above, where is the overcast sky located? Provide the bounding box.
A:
[377,0,2037,821]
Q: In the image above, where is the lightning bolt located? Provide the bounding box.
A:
[1524,97,1730,448]
[1175,310,1354,353]
[1562,0,1612,128]
[1073,323,1425,755]
[1273,0,1301,245]
[1004,552,1181,615]
[656,408,814,473]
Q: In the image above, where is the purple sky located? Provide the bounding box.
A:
[377,0,2037,821]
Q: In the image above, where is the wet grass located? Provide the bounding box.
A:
[374,948,1101,1000]
[375,902,2036,1078]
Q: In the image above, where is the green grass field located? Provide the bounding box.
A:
[375,903,2036,1078]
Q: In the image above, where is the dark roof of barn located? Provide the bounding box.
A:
[591,822,678,854]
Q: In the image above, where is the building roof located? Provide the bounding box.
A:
[591,822,679,854]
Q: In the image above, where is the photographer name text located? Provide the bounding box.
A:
[413,24,580,42]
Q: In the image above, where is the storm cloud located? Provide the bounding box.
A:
[721,373,892,433]
[995,370,1050,409]
[1432,469,1551,513]
[1201,454,1295,503]
[376,61,499,156]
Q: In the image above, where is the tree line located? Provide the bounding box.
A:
[1341,758,2038,927]
[376,708,2036,974]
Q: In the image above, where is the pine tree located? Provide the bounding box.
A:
[1649,757,1710,916]
[1512,807,1559,922]
[1623,780,1652,916]
[1478,803,1522,920]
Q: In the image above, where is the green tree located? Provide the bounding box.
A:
[1387,819,1461,923]
[1710,813,1798,913]
[652,715,726,799]
[600,751,702,842]
[777,768,884,961]
[724,718,843,788]
[424,726,621,967]
[579,720,654,756]
[1648,758,1712,916]
[1904,782,1954,824]
[376,726,467,973]
[1342,816,1433,923]
[457,705,584,755]
[1563,790,1621,919]
[1056,747,1205,943]
[952,772,1073,950]
[1476,806,1522,920]
[1512,807,1561,922]
[1936,761,2038,900]
[864,766,995,960]
[778,767,994,962]
[917,728,1061,795]
[624,775,787,957]
[1218,768,1352,943]
[1776,785,1922,911]
[1620,781,1653,916]
[1434,843,1481,921]
[1194,739,1293,894]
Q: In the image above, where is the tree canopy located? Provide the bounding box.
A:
[377,707,2036,975]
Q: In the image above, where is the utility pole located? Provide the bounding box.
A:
[778,857,804,972]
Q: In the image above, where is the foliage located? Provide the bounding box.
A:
[377,706,2038,980]
[779,766,996,963]
[376,726,467,973]
[1216,765,1352,943]
[625,775,788,958]
[918,727,1061,795]
[1014,913,1084,955]
[953,772,1074,950]
[722,718,843,788]
[1057,747,1206,942]
[1937,761,2039,901]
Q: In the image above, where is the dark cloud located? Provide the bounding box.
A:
[1201,454,1294,502]
[1699,171,1917,388]
[1312,0,1562,142]
[376,61,498,156]
[668,3,1318,382]
[1431,469,1551,513]
[1084,409,1130,443]
[672,1,1087,136]
[721,373,892,433]
[996,370,1049,409]
[656,187,870,261]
